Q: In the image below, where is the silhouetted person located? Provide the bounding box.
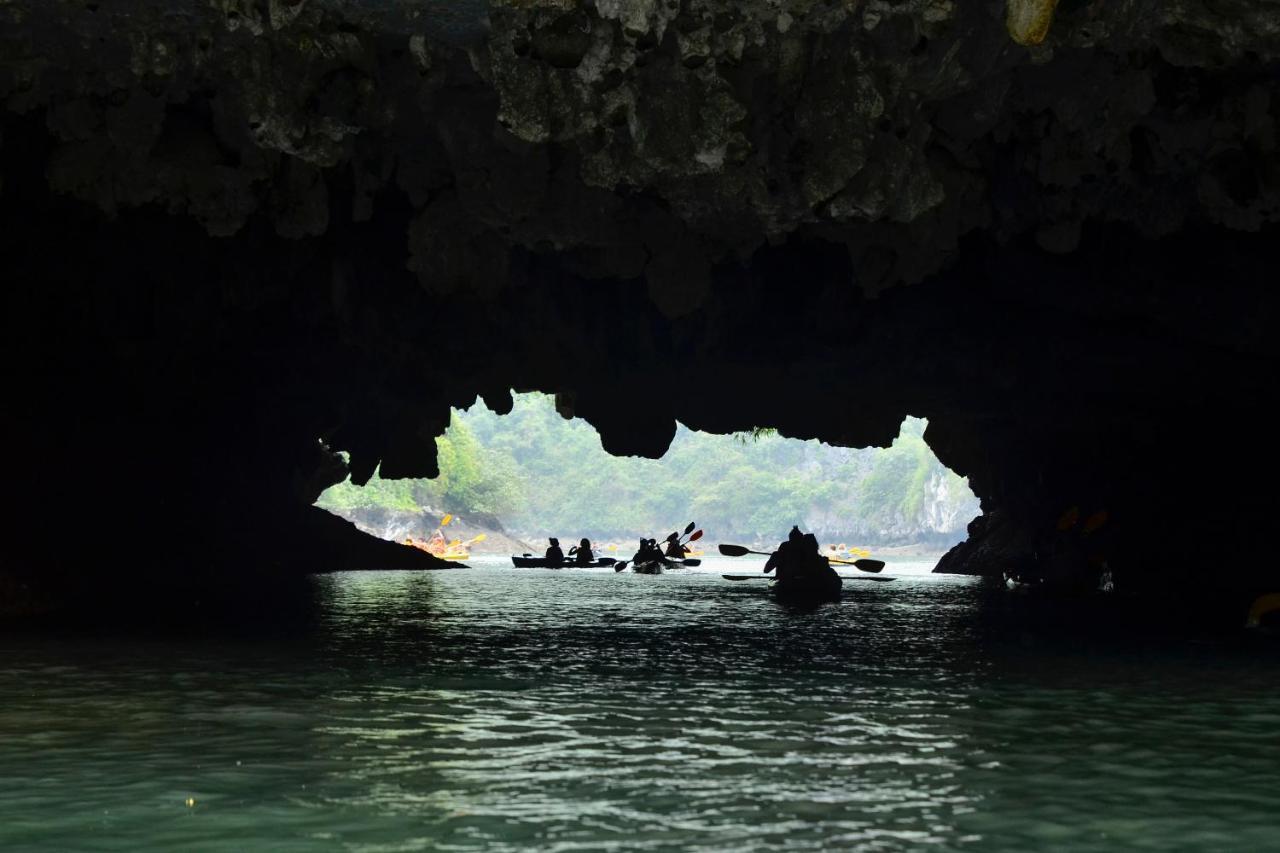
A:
[545,537,565,564]
[569,538,595,564]
[799,533,836,582]
[764,526,805,580]
[764,527,840,599]
[664,533,688,559]
[632,538,664,564]
[785,530,839,599]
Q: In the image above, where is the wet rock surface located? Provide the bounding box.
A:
[1,1,1277,602]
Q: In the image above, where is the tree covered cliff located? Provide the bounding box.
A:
[317,393,978,547]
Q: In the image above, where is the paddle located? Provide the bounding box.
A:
[444,533,485,552]
[718,543,773,558]
[615,557,700,571]
[664,523,701,557]
[616,558,699,570]
[676,529,705,556]
[718,543,885,573]
[660,522,695,545]
[722,573,893,583]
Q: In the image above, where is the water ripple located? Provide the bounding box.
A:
[1,565,1277,851]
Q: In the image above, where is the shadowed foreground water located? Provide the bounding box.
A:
[2,562,1278,851]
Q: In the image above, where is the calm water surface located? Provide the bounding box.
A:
[2,560,1278,851]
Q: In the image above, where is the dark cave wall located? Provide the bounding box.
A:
[1,0,1277,596]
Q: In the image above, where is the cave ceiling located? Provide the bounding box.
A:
[1,0,1277,587]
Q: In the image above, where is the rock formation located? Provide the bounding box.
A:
[1,0,1276,604]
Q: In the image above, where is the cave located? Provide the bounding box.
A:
[2,0,1277,620]
[6,3,1280,847]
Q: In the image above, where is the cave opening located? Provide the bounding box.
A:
[6,0,1280,846]
[314,392,981,574]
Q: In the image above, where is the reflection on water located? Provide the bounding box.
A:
[1,564,1278,851]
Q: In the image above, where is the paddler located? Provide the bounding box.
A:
[545,537,565,564]
[764,527,840,592]
[800,532,839,585]
[663,533,688,559]
[428,528,447,555]
[569,538,595,564]
[763,526,805,581]
[631,538,662,564]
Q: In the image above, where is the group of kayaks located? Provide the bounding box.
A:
[509,549,890,607]
[406,539,471,561]
[405,516,486,561]
[504,523,889,603]
[509,552,874,602]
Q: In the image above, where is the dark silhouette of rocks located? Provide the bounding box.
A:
[1,1,1276,609]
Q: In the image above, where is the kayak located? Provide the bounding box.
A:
[629,558,701,574]
[722,574,893,583]
[772,573,843,604]
[511,556,617,568]
[407,541,469,560]
[773,582,842,604]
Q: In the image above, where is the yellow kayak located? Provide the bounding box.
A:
[827,545,872,559]
[404,538,469,561]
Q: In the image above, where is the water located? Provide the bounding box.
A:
[2,560,1278,851]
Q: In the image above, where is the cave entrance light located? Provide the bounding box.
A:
[316,393,980,573]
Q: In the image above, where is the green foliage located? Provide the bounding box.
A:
[432,418,523,515]
[857,430,932,524]
[317,393,979,546]
[732,427,778,444]
[317,417,522,518]
[316,470,422,513]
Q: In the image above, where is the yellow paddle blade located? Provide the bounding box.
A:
[607,544,617,551]
[470,533,487,543]
[441,514,453,526]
